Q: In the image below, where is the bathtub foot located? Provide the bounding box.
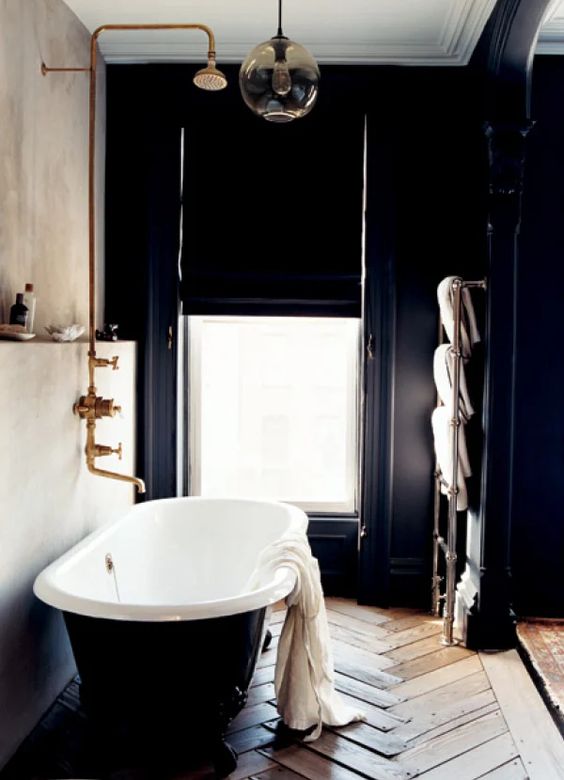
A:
[212,738,238,778]
[262,629,273,652]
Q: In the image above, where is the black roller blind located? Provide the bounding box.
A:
[180,103,365,317]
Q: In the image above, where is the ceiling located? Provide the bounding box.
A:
[63,0,497,66]
[537,0,564,52]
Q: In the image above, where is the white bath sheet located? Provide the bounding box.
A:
[433,343,475,422]
[431,406,472,511]
[252,531,364,740]
[437,276,481,360]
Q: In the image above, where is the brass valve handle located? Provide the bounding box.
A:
[92,355,119,370]
[94,442,123,459]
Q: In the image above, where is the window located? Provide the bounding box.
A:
[187,316,360,514]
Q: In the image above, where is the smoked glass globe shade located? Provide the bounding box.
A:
[239,36,320,122]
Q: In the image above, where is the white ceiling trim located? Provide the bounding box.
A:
[537,18,564,53]
[439,0,496,60]
[64,0,496,67]
[536,0,564,53]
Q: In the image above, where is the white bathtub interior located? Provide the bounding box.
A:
[34,498,307,620]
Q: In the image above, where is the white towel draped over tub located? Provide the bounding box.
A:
[250,530,365,740]
[437,276,480,360]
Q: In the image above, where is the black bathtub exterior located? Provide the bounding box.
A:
[63,606,267,776]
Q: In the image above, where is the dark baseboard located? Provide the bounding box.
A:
[389,557,428,608]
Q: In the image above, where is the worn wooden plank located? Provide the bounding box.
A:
[57,680,82,713]
[334,655,403,689]
[335,671,404,708]
[257,645,279,669]
[386,645,473,681]
[385,634,448,665]
[393,688,497,743]
[326,609,392,640]
[407,701,499,746]
[517,620,564,713]
[229,723,279,754]
[388,671,491,724]
[325,597,396,625]
[480,649,564,780]
[332,638,396,671]
[305,731,411,780]
[247,683,276,707]
[390,655,483,700]
[381,614,441,634]
[261,743,367,780]
[339,692,409,732]
[329,623,393,654]
[225,750,277,780]
[400,709,508,776]
[476,757,529,779]
[331,720,408,757]
[251,765,308,780]
[384,622,443,651]
[228,703,280,734]
[414,732,519,780]
[252,665,276,688]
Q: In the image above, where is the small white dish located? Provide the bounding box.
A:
[0,331,36,341]
[45,324,85,342]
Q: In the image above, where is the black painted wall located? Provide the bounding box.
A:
[378,70,487,604]
[511,56,564,618]
[105,63,488,606]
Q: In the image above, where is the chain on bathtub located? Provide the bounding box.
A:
[104,553,121,602]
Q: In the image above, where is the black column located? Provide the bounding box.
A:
[457,121,530,649]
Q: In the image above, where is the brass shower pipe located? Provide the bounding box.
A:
[42,24,227,494]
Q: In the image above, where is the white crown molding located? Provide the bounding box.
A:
[67,0,496,67]
[439,0,496,62]
[99,40,460,66]
[537,15,564,53]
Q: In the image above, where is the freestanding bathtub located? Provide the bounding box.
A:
[34,497,307,776]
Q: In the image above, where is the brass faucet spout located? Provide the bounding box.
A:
[87,462,146,493]
[85,420,144,492]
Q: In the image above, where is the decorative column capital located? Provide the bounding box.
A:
[484,121,533,227]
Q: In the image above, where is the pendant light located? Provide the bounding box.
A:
[239,0,320,122]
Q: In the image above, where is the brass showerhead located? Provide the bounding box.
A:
[193,57,228,91]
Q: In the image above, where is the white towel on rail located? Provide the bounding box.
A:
[433,344,475,422]
[437,276,480,360]
[431,406,471,511]
[251,530,364,740]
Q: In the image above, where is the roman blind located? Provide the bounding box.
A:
[180,105,365,317]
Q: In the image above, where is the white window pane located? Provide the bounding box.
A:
[189,316,359,512]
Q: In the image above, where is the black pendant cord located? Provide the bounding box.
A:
[277,0,283,37]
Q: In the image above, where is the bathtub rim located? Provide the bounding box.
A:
[33,497,306,622]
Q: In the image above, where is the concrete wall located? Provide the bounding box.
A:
[0,0,105,331]
[0,0,136,767]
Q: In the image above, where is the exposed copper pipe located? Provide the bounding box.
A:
[43,23,225,494]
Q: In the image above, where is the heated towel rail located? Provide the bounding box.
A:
[431,277,486,646]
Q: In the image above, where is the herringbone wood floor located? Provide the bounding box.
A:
[3,599,564,779]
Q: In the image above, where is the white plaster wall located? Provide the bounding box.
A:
[0,341,137,767]
[0,0,106,331]
[0,0,136,768]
